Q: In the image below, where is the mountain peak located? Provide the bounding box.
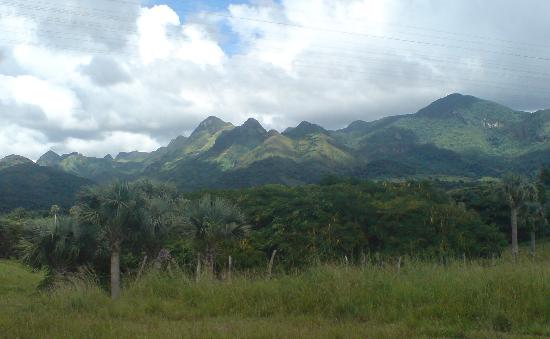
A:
[283,121,328,138]
[416,93,483,118]
[0,155,34,170]
[192,116,231,136]
[37,150,62,167]
[115,151,149,162]
[242,118,265,131]
[346,120,368,130]
[208,118,268,155]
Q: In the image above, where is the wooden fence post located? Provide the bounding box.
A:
[397,256,402,274]
[228,256,232,282]
[136,255,148,282]
[196,253,201,283]
[267,250,277,279]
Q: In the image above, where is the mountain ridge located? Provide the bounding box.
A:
[27,93,550,189]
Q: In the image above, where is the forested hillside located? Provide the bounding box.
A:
[29,94,549,190]
[0,157,92,212]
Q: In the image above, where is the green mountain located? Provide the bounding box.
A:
[283,121,329,139]
[335,94,547,157]
[0,155,34,171]
[0,156,93,212]
[30,93,550,189]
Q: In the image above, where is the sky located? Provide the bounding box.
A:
[0,0,549,160]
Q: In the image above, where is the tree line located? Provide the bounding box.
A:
[1,170,549,298]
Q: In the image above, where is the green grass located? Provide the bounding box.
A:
[2,246,550,338]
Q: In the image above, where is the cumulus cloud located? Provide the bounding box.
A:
[80,56,132,87]
[0,0,549,160]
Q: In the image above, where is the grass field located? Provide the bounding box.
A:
[1,246,550,338]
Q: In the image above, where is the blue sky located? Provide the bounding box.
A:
[146,0,240,11]
[142,0,250,54]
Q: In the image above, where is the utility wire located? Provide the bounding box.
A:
[0,0,548,100]
[2,5,548,81]
[3,0,550,61]
[101,0,550,49]
[172,0,550,50]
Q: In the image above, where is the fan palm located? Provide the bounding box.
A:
[18,216,97,287]
[524,201,548,257]
[502,174,538,260]
[50,205,60,228]
[77,182,148,299]
[184,195,249,277]
[77,181,178,299]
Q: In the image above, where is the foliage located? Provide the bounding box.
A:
[0,214,26,258]
[501,173,538,210]
[180,180,506,270]
[0,163,92,213]
[18,216,100,288]
[182,194,249,273]
[3,247,550,337]
[75,180,183,297]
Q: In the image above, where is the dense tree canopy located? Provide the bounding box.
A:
[3,172,549,290]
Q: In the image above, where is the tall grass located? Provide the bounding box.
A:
[1,247,550,338]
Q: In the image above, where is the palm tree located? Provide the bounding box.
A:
[502,174,538,260]
[524,202,546,257]
[50,205,60,228]
[19,216,97,288]
[184,195,249,278]
[77,182,148,299]
[77,181,178,299]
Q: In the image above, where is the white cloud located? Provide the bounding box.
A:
[0,0,549,160]
[138,5,182,64]
[137,5,225,66]
[0,124,52,160]
[65,131,161,157]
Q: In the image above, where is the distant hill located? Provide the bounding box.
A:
[26,93,550,189]
[0,156,93,212]
[0,155,34,171]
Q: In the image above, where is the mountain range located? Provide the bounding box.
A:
[1,93,549,210]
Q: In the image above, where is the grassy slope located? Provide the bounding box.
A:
[2,243,550,338]
[240,133,355,168]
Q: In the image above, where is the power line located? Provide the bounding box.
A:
[2,22,549,88]
[0,0,138,23]
[2,4,549,82]
[236,32,550,80]
[0,26,140,47]
[98,0,550,49]
[200,13,550,62]
[0,0,548,101]
[1,23,549,96]
[172,0,550,50]
[0,0,550,61]
[284,64,549,103]
[0,9,137,34]
[290,61,549,96]
[1,29,547,98]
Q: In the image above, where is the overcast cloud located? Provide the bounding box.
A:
[0,0,549,160]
